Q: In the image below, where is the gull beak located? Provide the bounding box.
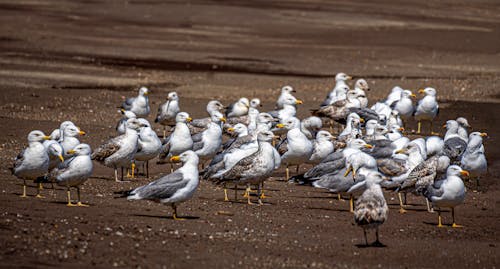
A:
[480,132,488,137]
[295,100,303,105]
[220,117,227,123]
[259,104,263,107]
[398,127,405,132]
[170,156,181,162]
[359,118,365,123]
[273,135,281,140]
[366,87,371,91]
[120,108,126,114]
[79,130,86,136]
[186,117,193,123]
[395,148,406,154]
[67,150,76,155]
[43,136,51,140]
[227,127,235,132]
[346,76,353,80]
[442,124,447,128]
[143,91,149,95]
[276,123,285,128]
[410,93,417,98]
[364,144,373,149]
[344,165,353,177]
[58,155,65,162]
[418,89,425,94]
[460,170,470,177]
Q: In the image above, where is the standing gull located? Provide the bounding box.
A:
[158,112,194,171]
[135,118,162,178]
[124,150,200,220]
[277,117,313,180]
[116,109,137,135]
[276,85,296,109]
[48,144,93,206]
[414,87,439,135]
[461,132,487,186]
[92,118,145,182]
[155,91,180,138]
[193,113,225,165]
[121,86,150,117]
[11,131,50,197]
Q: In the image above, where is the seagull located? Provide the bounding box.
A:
[308,131,335,164]
[276,85,296,109]
[426,136,444,157]
[391,90,415,126]
[158,112,193,171]
[301,116,323,140]
[456,117,471,141]
[116,109,137,135]
[276,117,313,180]
[189,101,225,134]
[92,118,145,182]
[155,91,180,138]
[321,73,352,106]
[414,87,439,135]
[351,171,388,246]
[134,118,162,178]
[461,132,488,186]
[211,131,280,205]
[425,165,469,227]
[120,86,150,117]
[193,112,225,165]
[311,90,362,125]
[124,150,200,220]
[338,113,362,142]
[443,120,467,163]
[384,86,404,106]
[11,130,50,198]
[352,79,370,108]
[268,95,303,124]
[226,97,250,118]
[250,112,276,135]
[48,121,77,141]
[225,98,261,127]
[48,144,93,206]
[60,125,86,158]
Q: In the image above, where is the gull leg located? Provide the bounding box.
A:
[426,198,434,212]
[76,187,89,207]
[172,204,185,220]
[36,183,44,198]
[246,185,253,205]
[170,162,174,173]
[257,183,263,205]
[398,192,407,213]
[417,121,422,134]
[66,188,76,206]
[295,165,300,173]
[114,168,118,182]
[363,229,368,246]
[430,121,439,136]
[437,209,443,227]
[20,180,27,198]
[163,127,166,140]
[337,193,345,202]
[223,183,229,202]
[374,227,382,246]
[451,207,463,228]
[146,161,149,178]
[285,166,290,181]
[349,194,354,213]
[259,182,268,199]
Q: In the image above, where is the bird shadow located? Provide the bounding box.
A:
[307,206,350,213]
[132,213,199,220]
[355,242,387,248]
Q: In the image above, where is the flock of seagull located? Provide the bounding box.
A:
[10,73,488,246]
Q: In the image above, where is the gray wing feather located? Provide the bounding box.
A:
[133,172,187,200]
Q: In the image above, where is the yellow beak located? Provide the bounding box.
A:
[227,127,235,132]
[398,127,405,132]
[43,136,51,140]
[170,156,181,162]
[442,124,447,128]
[276,123,285,128]
[295,100,303,105]
[67,150,76,155]
[187,117,193,122]
[460,170,470,177]
[220,117,226,123]
[58,155,65,162]
[395,149,406,154]
[418,89,425,94]
[344,165,352,177]
[79,130,86,136]
[480,132,488,137]
[364,144,373,149]
[410,93,417,98]
[346,76,353,80]
[359,118,365,123]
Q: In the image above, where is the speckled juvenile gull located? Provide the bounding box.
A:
[125,150,200,220]
[48,144,93,206]
[352,171,388,246]
[212,131,280,205]
[11,130,50,197]
[155,91,180,138]
[414,87,439,134]
[121,86,150,117]
[92,118,144,182]
[424,165,468,227]
[116,109,137,135]
[134,118,162,178]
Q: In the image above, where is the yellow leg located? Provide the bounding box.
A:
[398,193,407,213]
[67,189,76,206]
[246,186,253,205]
[131,162,135,178]
[76,188,89,207]
[285,166,290,181]
[437,209,443,227]
[223,184,229,202]
[259,182,268,199]
[36,183,44,198]
[20,181,27,198]
[349,195,354,212]
[337,193,344,202]
[172,205,185,220]
[417,121,422,134]
[451,208,463,228]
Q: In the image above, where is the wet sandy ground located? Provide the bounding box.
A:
[0,1,499,268]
